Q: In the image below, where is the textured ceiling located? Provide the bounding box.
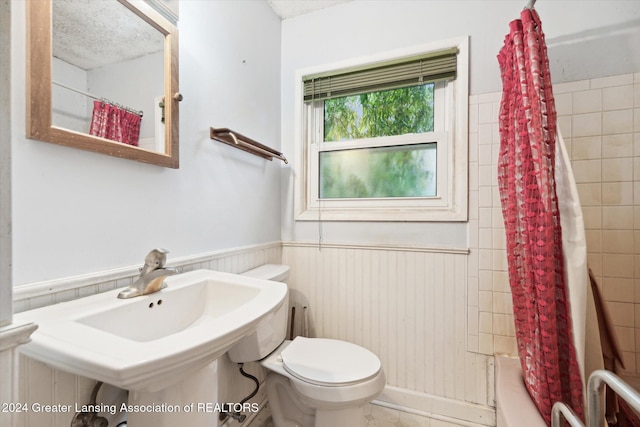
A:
[52,0,351,71]
[267,0,352,19]
[53,0,164,70]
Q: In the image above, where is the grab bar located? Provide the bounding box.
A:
[551,370,640,427]
[551,402,584,427]
[588,370,640,426]
[210,127,288,164]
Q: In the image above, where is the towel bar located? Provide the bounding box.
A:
[210,127,288,164]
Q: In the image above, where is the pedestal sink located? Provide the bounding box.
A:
[13,269,288,427]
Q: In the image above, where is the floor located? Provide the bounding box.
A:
[246,403,466,427]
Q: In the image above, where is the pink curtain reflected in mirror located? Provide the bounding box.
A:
[89,100,141,146]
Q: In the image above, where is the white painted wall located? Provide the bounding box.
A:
[10,0,282,286]
[280,0,640,248]
[88,52,164,141]
[51,58,91,134]
[0,0,11,326]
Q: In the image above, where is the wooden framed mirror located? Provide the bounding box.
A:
[26,0,180,168]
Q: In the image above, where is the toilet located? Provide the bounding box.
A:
[228,264,386,427]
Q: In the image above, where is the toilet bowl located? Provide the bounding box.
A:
[229,264,386,427]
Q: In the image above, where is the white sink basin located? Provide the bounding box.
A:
[14,270,288,392]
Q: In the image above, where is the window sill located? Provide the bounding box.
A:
[295,206,468,222]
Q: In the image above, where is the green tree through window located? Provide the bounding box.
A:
[320,84,436,199]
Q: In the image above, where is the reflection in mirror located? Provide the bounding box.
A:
[52,0,165,152]
[26,0,180,168]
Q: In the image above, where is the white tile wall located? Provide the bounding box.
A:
[468,72,640,379]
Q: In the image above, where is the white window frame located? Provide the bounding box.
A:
[293,37,469,222]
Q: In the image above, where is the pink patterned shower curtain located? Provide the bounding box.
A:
[89,100,141,146]
[497,8,584,425]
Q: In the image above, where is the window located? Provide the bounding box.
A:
[294,38,469,222]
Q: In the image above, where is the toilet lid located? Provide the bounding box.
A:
[280,337,381,386]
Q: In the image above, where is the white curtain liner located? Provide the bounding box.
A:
[555,129,589,398]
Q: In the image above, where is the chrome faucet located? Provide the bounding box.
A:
[117,249,179,299]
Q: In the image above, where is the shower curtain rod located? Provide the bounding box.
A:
[52,80,144,117]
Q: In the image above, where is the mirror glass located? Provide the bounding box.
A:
[51,0,165,152]
[26,0,180,168]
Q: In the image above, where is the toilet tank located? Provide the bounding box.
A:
[227,265,290,363]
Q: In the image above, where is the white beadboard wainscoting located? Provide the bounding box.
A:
[14,242,280,427]
[0,322,37,427]
[282,242,496,427]
[14,239,498,427]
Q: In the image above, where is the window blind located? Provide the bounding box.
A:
[303,47,457,102]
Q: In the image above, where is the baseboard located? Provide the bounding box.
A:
[374,385,496,427]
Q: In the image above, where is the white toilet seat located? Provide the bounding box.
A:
[280,337,381,387]
[238,264,386,426]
